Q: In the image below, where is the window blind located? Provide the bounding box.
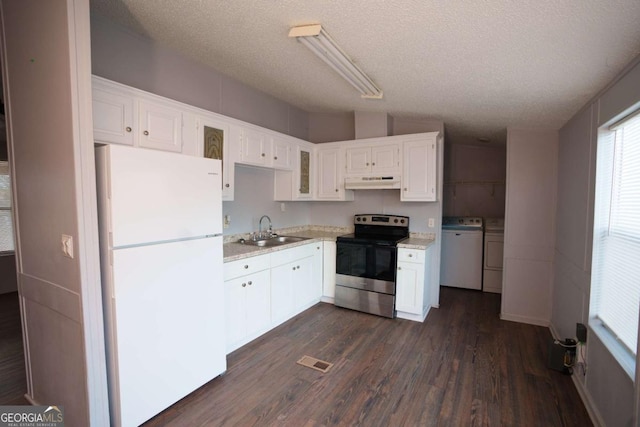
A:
[592,112,640,355]
[0,161,14,253]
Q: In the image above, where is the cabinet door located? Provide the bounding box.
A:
[225,276,248,351]
[272,137,293,170]
[271,262,296,325]
[401,137,437,201]
[396,261,423,314]
[245,270,271,338]
[240,128,271,167]
[197,115,234,201]
[296,147,313,199]
[346,147,371,175]
[316,148,341,199]
[139,100,183,152]
[92,87,135,146]
[293,256,316,310]
[371,144,400,174]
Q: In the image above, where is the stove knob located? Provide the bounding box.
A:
[356,217,361,222]
[362,218,367,222]
[401,219,405,223]
[394,219,398,223]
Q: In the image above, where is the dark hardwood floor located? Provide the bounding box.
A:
[0,291,27,405]
[144,288,592,427]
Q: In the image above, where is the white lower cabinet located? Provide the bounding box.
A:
[224,269,271,353]
[396,246,433,322]
[225,242,323,353]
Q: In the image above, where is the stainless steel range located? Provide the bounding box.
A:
[335,214,409,318]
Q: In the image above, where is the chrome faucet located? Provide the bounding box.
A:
[258,215,273,239]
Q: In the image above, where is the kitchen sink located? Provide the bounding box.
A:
[237,235,309,247]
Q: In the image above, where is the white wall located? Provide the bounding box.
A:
[552,56,640,427]
[502,129,557,326]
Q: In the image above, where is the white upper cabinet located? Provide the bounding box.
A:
[92,77,184,152]
[274,142,314,201]
[195,115,235,201]
[345,142,400,176]
[138,100,183,152]
[401,134,438,201]
[92,84,135,146]
[271,136,293,170]
[316,146,354,201]
[238,127,272,167]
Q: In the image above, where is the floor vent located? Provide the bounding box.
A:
[296,355,333,373]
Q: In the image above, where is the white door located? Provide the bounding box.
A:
[97,145,222,247]
[316,148,341,199]
[109,237,224,427]
[346,147,371,175]
[371,144,400,174]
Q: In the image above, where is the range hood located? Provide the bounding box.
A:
[344,176,401,190]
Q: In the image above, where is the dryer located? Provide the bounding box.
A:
[483,218,504,293]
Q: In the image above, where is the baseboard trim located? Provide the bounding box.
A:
[500,312,550,327]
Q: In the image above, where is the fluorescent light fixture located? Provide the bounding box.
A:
[288,24,383,99]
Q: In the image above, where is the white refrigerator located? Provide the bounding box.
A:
[95,144,226,427]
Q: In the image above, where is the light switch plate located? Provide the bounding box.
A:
[61,234,74,258]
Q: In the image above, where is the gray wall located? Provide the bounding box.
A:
[90,15,309,140]
[553,57,640,426]
[223,165,311,235]
[1,0,107,424]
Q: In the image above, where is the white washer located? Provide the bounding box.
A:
[483,218,504,293]
[441,217,483,290]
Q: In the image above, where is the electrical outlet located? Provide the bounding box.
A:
[576,323,587,343]
[223,215,231,229]
[428,218,435,228]
[281,203,286,212]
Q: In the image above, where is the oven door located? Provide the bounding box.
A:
[335,241,397,294]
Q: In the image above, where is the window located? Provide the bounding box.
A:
[590,110,640,377]
[0,161,14,253]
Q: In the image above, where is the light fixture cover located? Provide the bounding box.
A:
[288,24,383,99]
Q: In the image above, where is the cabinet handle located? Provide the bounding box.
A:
[225,183,230,188]
[366,162,370,166]
[292,266,296,271]
[248,281,252,285]
[261,153,265,157]
[242,283,247,287]
[297,265,300,269]
[335,189,339,192]
[244,265,249,269]
[398,267,402,270]
[143,130,149,136]
[317,246,320,250]
[404,188,408,191]
[372,162,376,166]
[274,156,278,160]
[408,254,413,257]
[125,126,132,132]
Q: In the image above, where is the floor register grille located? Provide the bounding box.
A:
[296,355,333,373]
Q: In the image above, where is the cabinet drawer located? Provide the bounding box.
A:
[398,248,425,264]
[224,253,270,280]
[270,242,317,267]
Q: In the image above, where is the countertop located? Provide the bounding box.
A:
[223,226,436,262]
[223,226,349,262]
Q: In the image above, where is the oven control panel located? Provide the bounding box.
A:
[354,214,409,227]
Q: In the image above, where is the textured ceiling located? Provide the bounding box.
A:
[90,0,640,145]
